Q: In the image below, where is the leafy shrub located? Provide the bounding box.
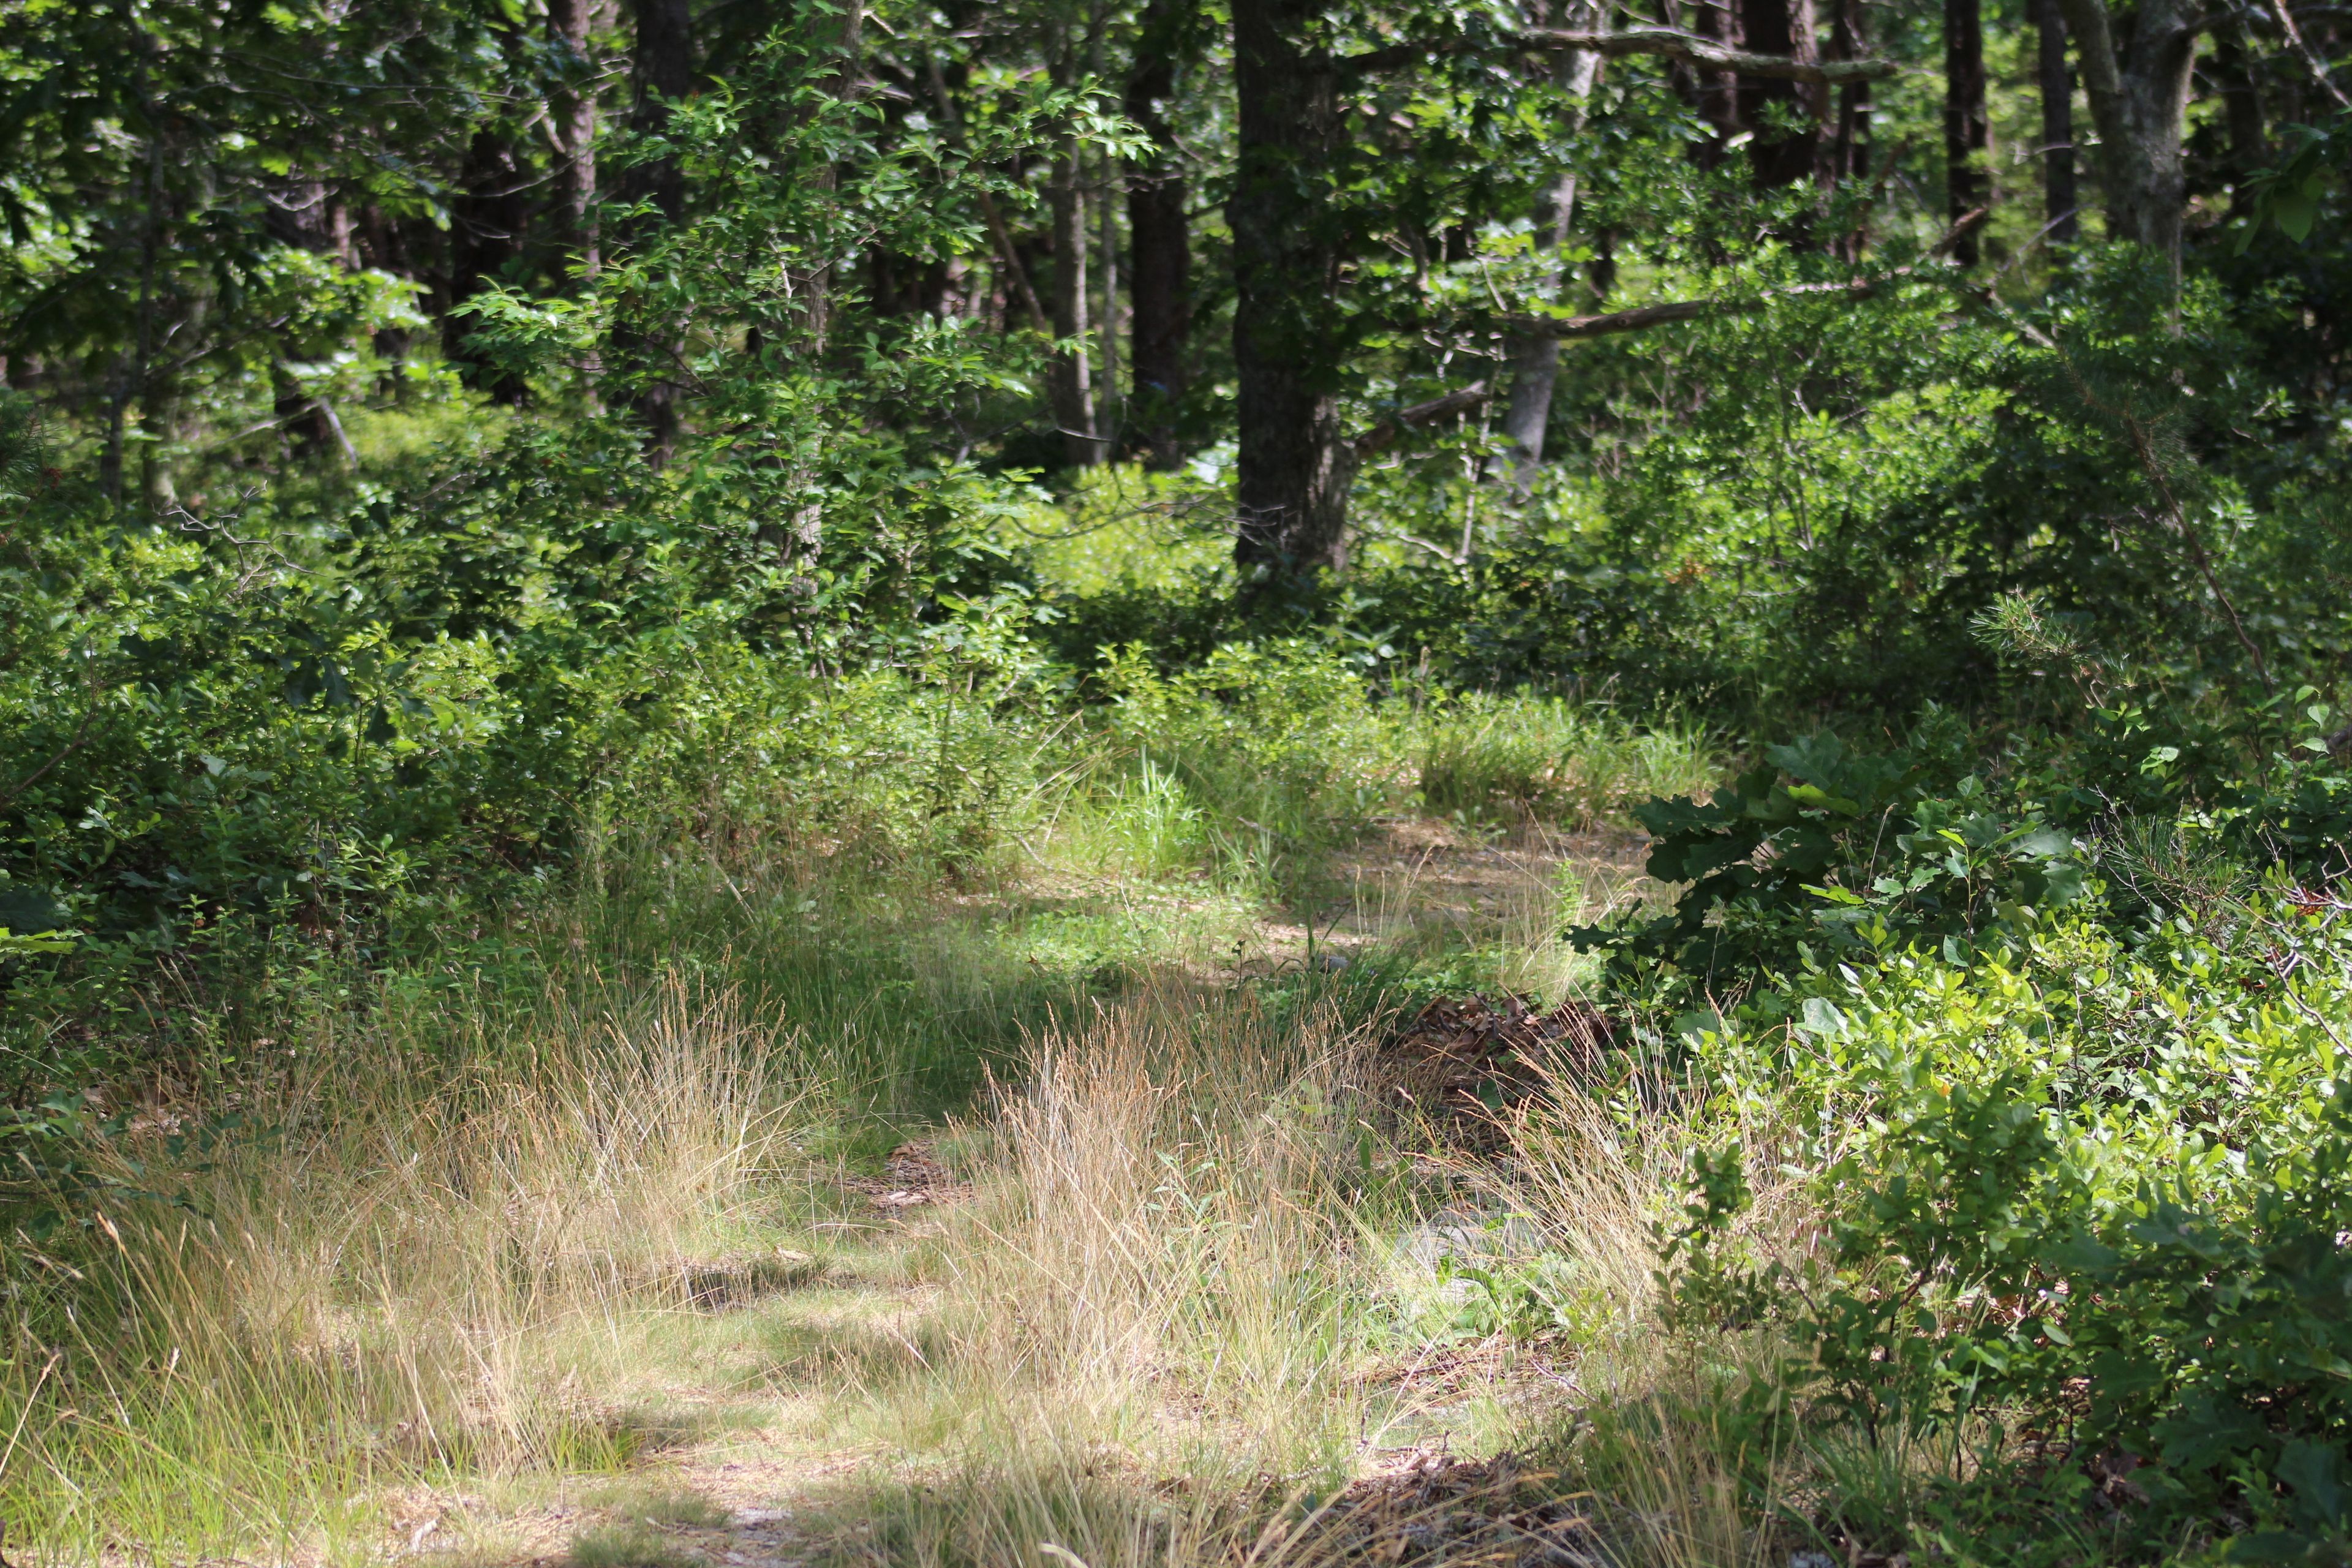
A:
[1572,725,2088,1002]
[1099,639,1404,873]
[1664,898,2352,1558]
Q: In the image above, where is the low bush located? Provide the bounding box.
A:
[1646,884,2352,1560]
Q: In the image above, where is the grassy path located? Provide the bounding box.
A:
[351,821,1659,1568]
[1,816,1716,1568]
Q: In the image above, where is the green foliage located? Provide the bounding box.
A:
[1572,723,2087,999]
[2233,112,2346,252]
[1662,899,2352,1559]
[1099,639,1401,880]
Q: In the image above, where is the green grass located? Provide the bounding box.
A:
[1418,693,1717,829]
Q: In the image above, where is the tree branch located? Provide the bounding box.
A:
[1350,211,1986,469]
[1344,26,1900,83]
[1353,379,1493,455]
[1495,208,1986,340]
[925,51,1050,336]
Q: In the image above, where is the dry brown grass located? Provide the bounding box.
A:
[1,979,796,1562]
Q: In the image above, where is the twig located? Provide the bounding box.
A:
[2272,0,2352,108]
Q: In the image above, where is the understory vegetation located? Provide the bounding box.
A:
[5,0,2352,1564]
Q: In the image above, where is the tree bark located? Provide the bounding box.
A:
[1740,0,1825,189]
[2211,20,2269,202]
[2033,0,2079,241]
[1943,0,1989,263]
[794,0,864,356]
[1044,13,1101,468]
[1825,0,1871,255]
[1125,0,1195,470]
[1499,0,1608,491]
[628,0,693,227]
[2051,0,2200,278]
[548,0,600,281]
[624,0,694,462]
[1678,0,1741,165]
[1231,0,1352,582]
[1047,137,1101,466]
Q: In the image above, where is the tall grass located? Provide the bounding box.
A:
[0,838,1107,1562]
[0,978,783,1561]
[0,681,1736,1568]
[1419,695,1716,829]
[826,979,1409,1567]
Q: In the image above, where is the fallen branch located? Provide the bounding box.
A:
[1346,26,1900,83]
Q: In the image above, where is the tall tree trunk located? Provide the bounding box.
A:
[548,0,600,281]
[1047,138,1101,466]
[1125,0,1194,470]
[1826,0,1871,255]
[1944,0,1989,262]
[2033,0,2079,240]
[2052,0,2200,279]
[1046,12,1101,469]
[1098,139,1121,449]
[1740,0,1823,188]
[2211,20,2268,206]
[1230,0,1351,582]
[628,0,692,226]
[1674,0,1741,165]
[1499,0,1608,491]
[624,0,694,462]
[447,129,529,405]
[794,0,864,356]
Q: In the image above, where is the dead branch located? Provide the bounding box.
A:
[1494,208,1986,341]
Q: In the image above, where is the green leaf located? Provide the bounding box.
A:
[2274,187,2318,243]
[1798,997,1849,1039]
[1785,783,1864,816]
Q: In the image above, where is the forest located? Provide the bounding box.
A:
[0,0,2349,1562]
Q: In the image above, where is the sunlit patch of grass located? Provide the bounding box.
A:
[1003,462,1236,597]
[0,786,1792,1568]
[1419,694,1717,829]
